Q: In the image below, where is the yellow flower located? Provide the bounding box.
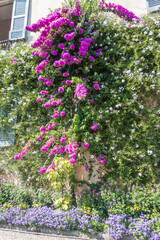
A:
[33,203,39,208]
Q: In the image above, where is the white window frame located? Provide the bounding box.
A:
[0,107,15,147]
[147,0,160,13]
[9,0,30,40]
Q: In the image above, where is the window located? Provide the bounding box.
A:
[9,0,30,40]
[0,0,29,42]
[147,0,160,12]
[0,107,15,147]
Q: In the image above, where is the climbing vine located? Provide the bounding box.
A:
[1,0,160,184]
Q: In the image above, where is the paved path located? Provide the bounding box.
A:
[0,229,90,240]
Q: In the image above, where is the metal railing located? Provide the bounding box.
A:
[0,39,11,49]
[0,39,23,50]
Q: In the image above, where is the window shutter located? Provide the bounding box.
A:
[9,0,29,40]
[147,0,160,12]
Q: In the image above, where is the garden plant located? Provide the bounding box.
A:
[0,0,160,239]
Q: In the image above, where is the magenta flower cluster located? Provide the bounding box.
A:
[75,83,88,100]
[98,0,140,22]
[78,38,92,56]
[14,143,32,160]
[97,155,106,164]
[14,0,139,173]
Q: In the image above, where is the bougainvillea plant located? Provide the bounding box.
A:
[12,0,159,183]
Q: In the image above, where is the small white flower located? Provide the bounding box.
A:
[117,151,121,154]
[149,31,153,35]
[140,105,144,109]
[147,150,153,155]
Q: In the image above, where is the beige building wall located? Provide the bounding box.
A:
[30,0,63,24]
[105,0,148,16]
[27,0,63,40]
[75,150,105,192]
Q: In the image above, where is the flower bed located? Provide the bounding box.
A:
[0,206,159,239]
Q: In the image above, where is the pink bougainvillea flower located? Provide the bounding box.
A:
[85,166,89,171]
[51,100,57,106]
[36,98,41,102]
[60,137,66,143]
[44,102,51,108]
[64,34,70,41]
[37,134,43,140]
[91,125,98,130]
[79,28,84,34]
[83,142,89,148]
[51,50,58,55]
[69,21,74,27]
[66,80,71,85]
[54,60,60,67]
[45,40,52,47]
[100,159,106,164]
[47,124,52,130]
[97,155,106,164]
[88,56,95,61]
[41,145,49,152]
[14,154,22,160]
[62,52,70,60]
[58,87,64,93]
[39,167,47,173]
[59,43,65,49]
[75,83,87,100]
[90,99,94,103]
[59,59,66,66]
[40,90,47,95]
[60,111,66,116]
[69,158,75,164]
[53,113,59,118]
[57,99,62,105]
[52,123,56,128]
[63,72,69,77]
[47,165,55,171]
[64,32,75,40]
[93,83,99,90]
[40,125,46,132]
[46,81,52,86]
[70,44,75,50]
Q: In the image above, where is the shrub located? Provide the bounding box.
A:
[0,182,55,208]
[0,0,160,191]
[77,182,160,218]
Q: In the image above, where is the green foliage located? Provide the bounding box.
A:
[0,42,51,187]
[0,181,55,207]
[47,157,75,191]
[0,182,33,206]
[77,182,160,219]
[0,8,160,188]
[33,188,54,207]
[84,17,160,183]
[63,0,99,15]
